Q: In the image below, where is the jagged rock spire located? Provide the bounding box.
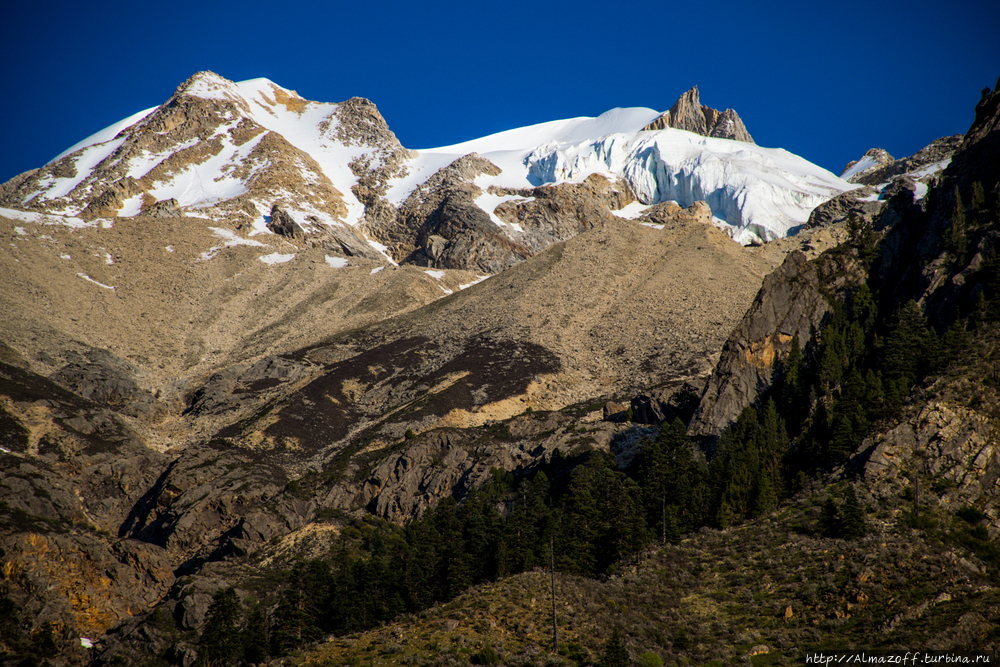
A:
[643,85,755,143]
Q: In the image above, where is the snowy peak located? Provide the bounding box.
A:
[642,86,754,143]
[0,73,854,255]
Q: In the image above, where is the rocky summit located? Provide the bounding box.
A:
[2,71,1000,666]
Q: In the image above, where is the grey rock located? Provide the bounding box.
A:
[268,203,306,237]
[629,380,705,426]
[806,187,882,229]
[145,197,183,218]
[50,348,162,420]
[643,86,754,143]
[689,248,866,444]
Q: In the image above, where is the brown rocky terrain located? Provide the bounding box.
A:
[3,70,998,667]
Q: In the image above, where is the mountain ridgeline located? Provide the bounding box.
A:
[1,73,999,666]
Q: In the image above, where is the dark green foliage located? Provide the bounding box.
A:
[945,186,969,264]
[838,486,867,539]
[819,498,841,538]
[633,419,708,543]
[597,628,630,667]
[707,399,789,526]
[846,213,878,264]
[817,487,866,539]
[198,588,242,666]
[241,602,269,665]
[470,644,501,665]
[971,181,986,213]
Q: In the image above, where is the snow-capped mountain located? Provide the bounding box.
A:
[0,71,855,255]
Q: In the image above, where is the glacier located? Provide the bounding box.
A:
[398,108,856,245]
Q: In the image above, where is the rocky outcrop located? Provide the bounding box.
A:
[688,248,866,443]
[841,148,895,184]
[490,173,638,252]
[643,86,754,143]
[637,200,714,228]
[842,136,963,186]
[806,186,882,228]
[267,203,306,238]
[853,401,1000,534]
[870,76,1000,322]
[365,153,533,273]
[50,348,163,421]
[144,197,183,218]
[629,380,705,426]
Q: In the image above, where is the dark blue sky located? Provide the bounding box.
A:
[2,0,997,183]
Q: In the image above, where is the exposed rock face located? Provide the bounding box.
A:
[490,173,638,252]
[688,248,867,443]
[813,135,965,230]
[853,401,1000,534]
[267,203,305,238]
[841,148,895,184]
[642,86,755,143]
[841,136,963,186]
[366,153,530,273]
[637,200,714,228]
[806,186,882,228]
[629,380,705,426]
[871,76,1000,322]
[50,348,163,420]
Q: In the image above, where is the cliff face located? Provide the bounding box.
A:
[690,76,1000,445]
[687,248,866,443]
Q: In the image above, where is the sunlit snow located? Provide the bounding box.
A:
[325,256,349,268]
[77,273,115,290]
[260,252,295,264]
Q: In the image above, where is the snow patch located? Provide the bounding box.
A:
[370,266,385,275]
[80,638,94,649]
[325,256,349,268]
[126,138,200,179]
[201,227,268,260]
[259,252,295,265]
[424,269,446,280]
[459,275,491,290]
[50,107,157,164]
[474,191,533,232]
[14,227,27,235]
[77,273,115,290]
[840,155,881,181]
[612,201,651,219]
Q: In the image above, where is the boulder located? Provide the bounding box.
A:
[268,203,305,237]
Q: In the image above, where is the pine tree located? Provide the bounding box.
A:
[597,628,631,667]
[971,180,986,213]
[838,486,867,539]
[198,588,242,667]
[945,186,968,263]
[241,602,269,665]
[819,497,841,538]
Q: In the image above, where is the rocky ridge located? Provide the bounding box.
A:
[642,85,755,143]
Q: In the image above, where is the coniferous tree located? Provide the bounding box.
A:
[597,628,631,667]
[241,602,269,665]
[198,588,242,667]
[945,186,969,263]
[819,497,841,538]
[838,486,867,539]
[971,180,986,213]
